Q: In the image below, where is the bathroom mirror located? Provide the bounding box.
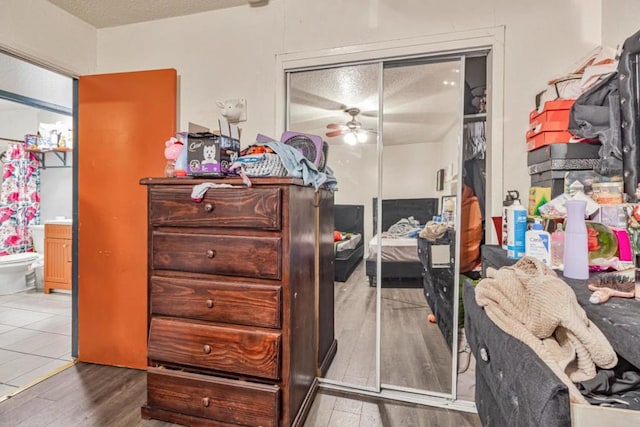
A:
[285,50,487,401]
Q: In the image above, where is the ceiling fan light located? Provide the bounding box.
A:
[344,132,358,145]
[356,131,368,143]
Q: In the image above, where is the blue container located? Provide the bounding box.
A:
[507,202,527,259]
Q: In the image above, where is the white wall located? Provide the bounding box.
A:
[97,4,285,142]
[0,0,97,75]
[95,0,603,219]
[383,142,439,200]
[602,0,640,49]
[331,142,377,246]
[37,111,73,221]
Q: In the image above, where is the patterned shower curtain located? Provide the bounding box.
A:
[0,143,40,256]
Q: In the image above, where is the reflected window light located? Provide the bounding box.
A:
[344,132,358,145]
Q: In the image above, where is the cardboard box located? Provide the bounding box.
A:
[528,187,551,216]
[526,130,576,151]
[186,132,240,176]
[529,99,575,124]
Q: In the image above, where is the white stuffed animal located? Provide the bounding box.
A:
[216,98,247,123]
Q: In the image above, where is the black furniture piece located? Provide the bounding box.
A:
[466,245,640,426]
[334,204,364,282]
[365,197,438,287]
[418,229,456,349]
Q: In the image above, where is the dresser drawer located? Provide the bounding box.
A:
[150,276,281,328]
[149,186,281,230]
[146,367,279,427]
[148,317,281,380]
[153,231,281,280]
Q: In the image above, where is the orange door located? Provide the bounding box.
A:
[78,69,176,369]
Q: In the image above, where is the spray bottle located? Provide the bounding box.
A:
[506,198,527,259]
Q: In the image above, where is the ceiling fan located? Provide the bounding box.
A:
[326,108,375,144]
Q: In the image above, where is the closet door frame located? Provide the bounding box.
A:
[277,26,505,413]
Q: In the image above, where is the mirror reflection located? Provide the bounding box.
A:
[290,63,380,388]
[287,54,487,399]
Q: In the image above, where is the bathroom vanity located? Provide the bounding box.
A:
[44,223,72,293]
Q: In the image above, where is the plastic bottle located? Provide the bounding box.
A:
[526,219,551,266]
[502,190,520,250]
[506,200,527,259]
[563,199,589,279]
[550,223,565,269]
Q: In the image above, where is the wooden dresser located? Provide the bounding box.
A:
[140,177,329,427]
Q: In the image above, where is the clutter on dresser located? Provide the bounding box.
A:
[186,119,241,176]
[163,136,184,177]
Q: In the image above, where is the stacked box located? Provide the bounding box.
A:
[527,139,602,199]
[526,99,577,151]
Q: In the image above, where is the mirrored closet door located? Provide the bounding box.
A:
[289,63,381,390]
[285,50,487,401]
[379,57,463,397]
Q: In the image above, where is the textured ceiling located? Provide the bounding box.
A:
[289,60,464,146]
[47,0,257,28]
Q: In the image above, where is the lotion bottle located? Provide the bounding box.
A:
[550,223,565,269]
[525,219,551,266]
[507,200,527,259]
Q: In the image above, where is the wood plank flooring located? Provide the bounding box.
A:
[0,362,481,426]
[0,262,481,426]
[327,262,453,394]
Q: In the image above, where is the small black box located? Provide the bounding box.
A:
[526,142,601,166]
[528,158,600,175]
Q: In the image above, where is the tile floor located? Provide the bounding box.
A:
[0,289,72,399]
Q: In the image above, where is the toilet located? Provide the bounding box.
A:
[30,224,46,290]
[0,252,39,295]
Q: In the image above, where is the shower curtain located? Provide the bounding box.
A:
[0,143,40,256]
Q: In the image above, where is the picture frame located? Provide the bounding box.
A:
[436,168,445,191]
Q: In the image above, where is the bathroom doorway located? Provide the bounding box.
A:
[0,51,75,400]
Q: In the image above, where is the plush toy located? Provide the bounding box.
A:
[164,137,184,177]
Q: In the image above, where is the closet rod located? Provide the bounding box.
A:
[0,137,24,143]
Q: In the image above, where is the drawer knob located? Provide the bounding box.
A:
[206,299,214,309]
[203,344,211,354]
[206,249,216,259]
[204,203,214,213]
[202,397,210,407]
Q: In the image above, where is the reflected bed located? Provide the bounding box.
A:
[365,198,439,287]
[334,204,365,282]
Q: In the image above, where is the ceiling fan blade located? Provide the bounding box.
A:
[326,123,346,129]
[360,110,379,118]
[290,90,348,111]
[326,130,346,138]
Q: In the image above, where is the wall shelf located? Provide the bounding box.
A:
[25,147,72,169]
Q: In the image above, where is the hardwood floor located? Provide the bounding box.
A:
[327,263,454,394]
[0,262,481,426]
[0,362,481,426]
